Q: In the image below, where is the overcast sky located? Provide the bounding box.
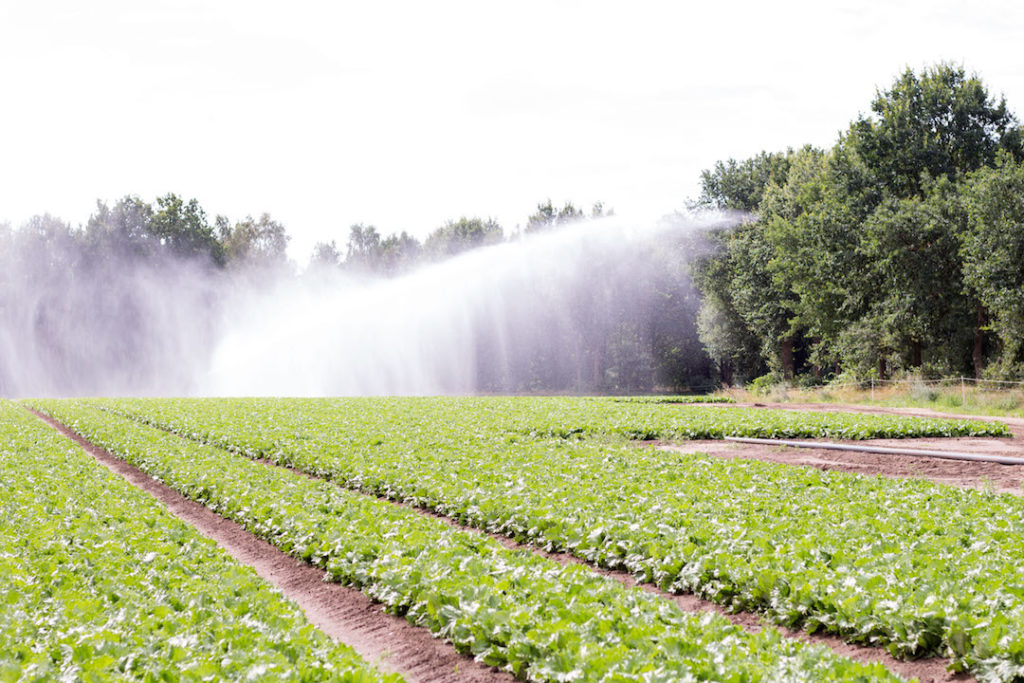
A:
[1,0,1021,262]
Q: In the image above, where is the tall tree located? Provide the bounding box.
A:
[220,213,290,270]
[85,196,156,260]
[150,193,222,265]
[524,200,585,232]
[760,144,873,373]
[698,66,1024,380]
[850,63,1023,199]
[309,240,342,269]
[692,149,801,380]
[853,177,975,374]
[424,217,502,258]
[692,226,766,386]
[961,155,1024,376]
[377,231,422,275]
[344,223,382,272]
[696,151,792,212]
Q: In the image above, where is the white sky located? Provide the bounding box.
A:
[1,0,1021,262]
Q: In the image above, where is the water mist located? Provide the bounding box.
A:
[200,211,731,396]
[0,210,735,397]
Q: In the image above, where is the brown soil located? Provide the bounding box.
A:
[28,408,513,683]
[662,401,1024,496]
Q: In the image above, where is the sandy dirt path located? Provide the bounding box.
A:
[660,402,1024,495]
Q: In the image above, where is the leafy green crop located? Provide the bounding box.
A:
[610,395,737,404]
[526,399,1006,440]
[0,400,398,682]
[28,398,906,682]
[69,396,1024,681]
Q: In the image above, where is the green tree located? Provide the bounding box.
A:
[344,223,382,271]
[695,151,792,212]
[641,233,719,391]
[692,229,770,384]
[220,213,290,269]
[961,155,1024,376]
[832,63,1023,375]
[692,149,802,381]
[852,177,976,375]
[728,223,803,378]
[85,196,156,260]
[150,193,222,265]
[314,228,422,276]
[309,240,342,269]
[850,63,1022,199]
[377,231,422,275]
[524,200,585,233]
[424,217,502,258]
[760,145,872,374]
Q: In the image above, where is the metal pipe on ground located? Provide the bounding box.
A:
[722,436,1024,466]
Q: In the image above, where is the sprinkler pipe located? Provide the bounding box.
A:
[723,436,1024,466]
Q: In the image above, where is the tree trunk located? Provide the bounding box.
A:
[720,359,734,387]
[973,305,987,378]
[780,337,795,379]
[910,339,922,368]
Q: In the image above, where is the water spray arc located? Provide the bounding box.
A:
[0,210,737,397]
[201,212,731,397]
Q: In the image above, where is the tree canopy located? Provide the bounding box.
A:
[693,63,1024,382]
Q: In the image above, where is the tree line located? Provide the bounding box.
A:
[1,195,610,276]
[1,194,716,395]
[693,63,1024,385]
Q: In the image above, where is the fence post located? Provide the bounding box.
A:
[871,378,875,402]
[961,376,966,406]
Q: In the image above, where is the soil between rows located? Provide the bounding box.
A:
[662,402,1024,496]
[28,408,513,683]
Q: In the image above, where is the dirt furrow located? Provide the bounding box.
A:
[28,408,513,683]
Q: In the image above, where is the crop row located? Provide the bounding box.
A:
[29,399,906,682]
[86,396,1006,444]
[0,400,397,682]
[610,395,737,404]
[542,398,1007,440]
[86,396,1023,681]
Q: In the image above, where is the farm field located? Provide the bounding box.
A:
[0,400,398,682]
[12,396,1018,681]
[50,397,1021,679]
[16,397,908,682]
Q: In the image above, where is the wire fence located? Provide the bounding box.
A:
[801,377,1024,390]
[670,376,1024,398]
[780,376,1024,404]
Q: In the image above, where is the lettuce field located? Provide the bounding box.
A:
[4,396,1021,682]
